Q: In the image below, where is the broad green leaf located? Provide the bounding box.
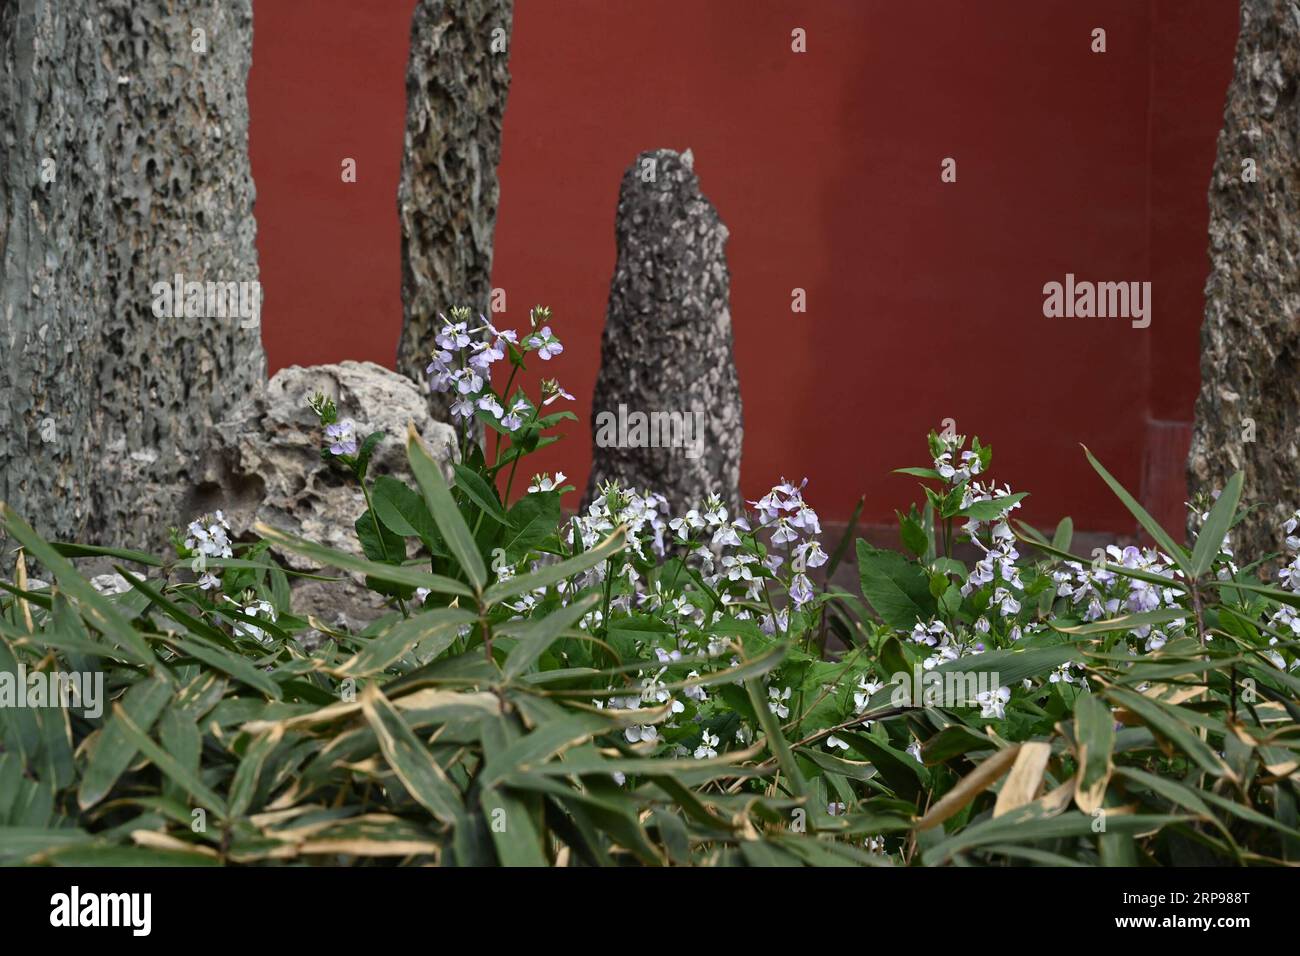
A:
[1052,517,1074,552]
[453,464,508,526]
[855,540,936,629]
[355,508,406,564]
[957,492,1027,521]
[371,475,441,549]
[500,492,562,561]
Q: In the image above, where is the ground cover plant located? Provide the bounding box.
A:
[2,307,1298,866]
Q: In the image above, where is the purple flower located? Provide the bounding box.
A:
[527,326,564,360]
[325,420,358,456]
[790,573,815,607]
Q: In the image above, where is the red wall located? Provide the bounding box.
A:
[249,0,1238,533]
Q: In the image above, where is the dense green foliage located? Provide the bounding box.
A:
[2,309,1298,866]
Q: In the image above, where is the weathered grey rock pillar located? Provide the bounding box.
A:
[396,0,514,418]
[586,149,743,513]
[0,0,265,553]
[1188,0,1300,559]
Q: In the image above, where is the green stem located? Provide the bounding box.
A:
[493,365,521,467]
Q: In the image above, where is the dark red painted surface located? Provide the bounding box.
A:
[248,0,1238,533]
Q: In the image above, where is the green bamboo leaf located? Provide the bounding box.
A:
[113,705,229,817]
[1190,470,1243,579]
[228,727,283,819]
[480,788,547,866]
[746,667,808,799]
[361,684,464,827]
[1113,766,1215,818]
[1053,608,1188,636]
[77,677,172,810]
[0,505,155,666]
[407,427,486,591]
[924,809,1188,864]
[484,528,626,606]
[1073,693,1115,812]
[0,827,92,863]
[500,594,599,681]
[479,713,612,789]
[1106,687,1230,778]
[1012,523,1190,592]
[161,634,282,699]
[253,521,471,598]
[337,606,478,678]
[1082,446,1191,576]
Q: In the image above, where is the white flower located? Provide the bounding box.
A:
[527,472,566,494]
[1049,663,1075,684]
[768,685,792,720]
[826,735,849,751]
[233,599,277,644]
[854,677,883,712]
[694,730,719,760]
[976,686,1011,719]
[625,724,659,744]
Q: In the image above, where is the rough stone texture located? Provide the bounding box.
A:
[395,0,513,418]
[586,149,743,513]
[192,361,457,629]
[1189,0,1300,560]
[0,1,266,559]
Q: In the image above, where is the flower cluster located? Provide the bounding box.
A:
[1267,509,1300,668]
[508,476,835,773]
[182,511,233,590]
[425,305,571,429]
[1052,545,1184,650]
